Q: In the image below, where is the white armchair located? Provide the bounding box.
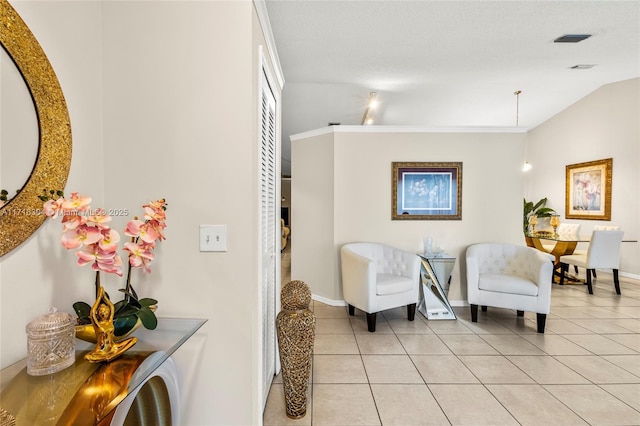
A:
[466,243,554,333]
[341,242,420,332]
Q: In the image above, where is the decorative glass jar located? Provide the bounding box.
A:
[26,308,76,376]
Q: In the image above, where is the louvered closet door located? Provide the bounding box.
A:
[260,67,277,407]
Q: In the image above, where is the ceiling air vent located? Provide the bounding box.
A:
[569,64,596,70]
[554,34,592,43]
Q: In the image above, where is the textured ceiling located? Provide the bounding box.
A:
[264,1,640,176]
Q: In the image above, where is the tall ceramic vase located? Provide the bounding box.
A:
[276,280,316,419]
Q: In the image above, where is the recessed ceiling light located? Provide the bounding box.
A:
[569,64,596,69]
[554,34,592,43]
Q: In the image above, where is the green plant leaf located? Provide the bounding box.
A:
[138,307,158,330]
[113,315,139,337]
[73,301,92,320]
[115,304,139,317]
[138,298,158,307]
[536,207,556,217]
[113,299,127,312]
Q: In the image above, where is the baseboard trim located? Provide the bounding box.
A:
[311,294,470,308]
[311,294,347,307]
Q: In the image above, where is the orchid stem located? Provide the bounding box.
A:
[95,271,101,298]
[124,235,136,302]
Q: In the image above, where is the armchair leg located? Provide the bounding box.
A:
[586,269,593,294]
[407,303,416,321]
[481,306,488,312]
[348,304,355,316]
[366,313,377,332]
[470,304,478,322]
[574,265,578,274]
[613,269,621,295]
[592,269,597,278]
[517,310,524,317]
[536,313,547,333]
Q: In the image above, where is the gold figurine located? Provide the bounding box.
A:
[85,286,137,363]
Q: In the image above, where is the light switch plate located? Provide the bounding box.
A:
[200,225,227,252]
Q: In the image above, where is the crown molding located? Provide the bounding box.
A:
[290,125,529,141]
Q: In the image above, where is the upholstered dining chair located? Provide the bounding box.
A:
[466,243,554,333]
[559,229,624,294]
[570,225,621,277]
[341,242,420,332]
[541,223,581,252]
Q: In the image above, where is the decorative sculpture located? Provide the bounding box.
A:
[85,286,137,363]
[276,280,316,419]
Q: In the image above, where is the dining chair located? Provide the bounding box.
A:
[571,225,621,277]
[541,223,581,252]
[559,229,624,294]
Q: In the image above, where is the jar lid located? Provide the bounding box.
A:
[26,307,75,333]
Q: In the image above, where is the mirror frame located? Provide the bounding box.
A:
[0,0,72,256]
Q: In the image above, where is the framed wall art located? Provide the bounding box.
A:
[392,162,462,220]
[565,158,612,220]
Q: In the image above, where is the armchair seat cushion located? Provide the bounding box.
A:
[376,274,414,296]
[478,274,539,296]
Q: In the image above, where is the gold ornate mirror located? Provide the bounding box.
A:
[0,0,72,256]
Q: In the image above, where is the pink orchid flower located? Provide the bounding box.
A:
[43,198,65,218]
[61,213,88,232]
[76,244,123,276]
[86,209,112,230]
[125,220,158,244]
[124,242,155,273]
[61,192,92,212]
[61,225,102,249]
[99,229,121,252]
[143,205,166,223]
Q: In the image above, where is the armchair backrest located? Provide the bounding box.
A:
[466,243,546,282]
[343,242,417,278]
[586,230,624,269]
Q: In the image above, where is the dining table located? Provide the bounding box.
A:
[524,231,589,283]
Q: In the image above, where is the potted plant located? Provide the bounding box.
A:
[523,198,556,234]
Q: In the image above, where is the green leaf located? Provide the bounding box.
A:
[113,299,127,312]
[115,303,139,317]
[535,207,556,217]
[73,301,92,320]
[113,315,139,337]
[138,307,158,330]
[138,298,158,307]
[532,198,547,211]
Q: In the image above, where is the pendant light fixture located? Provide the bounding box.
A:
[515,90,532,171]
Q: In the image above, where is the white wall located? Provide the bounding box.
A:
[292,127,527,304]
[526,78,640,276]
[290,131,336,303]
[1,1,281,425]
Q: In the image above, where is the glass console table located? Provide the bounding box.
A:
[417,254,456,320]
[0,317,206,426]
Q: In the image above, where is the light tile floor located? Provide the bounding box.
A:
[265,248,640,425]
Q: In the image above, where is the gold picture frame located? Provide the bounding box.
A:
[392,162,462,220]
[565,158,612,220]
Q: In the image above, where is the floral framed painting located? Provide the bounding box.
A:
[565,158,612,220]
[392,162,462,220]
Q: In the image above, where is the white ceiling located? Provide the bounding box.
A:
[264,1,640,176]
